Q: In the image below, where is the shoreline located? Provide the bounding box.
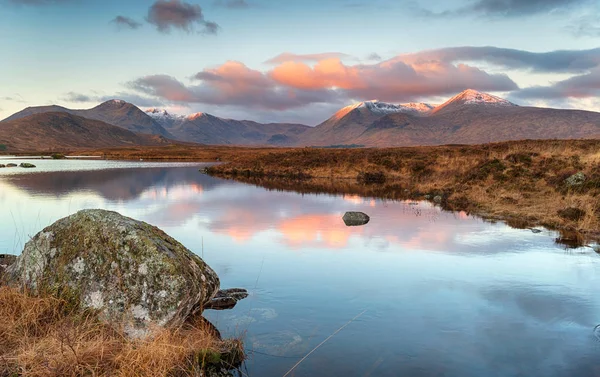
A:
[3,139,600,246]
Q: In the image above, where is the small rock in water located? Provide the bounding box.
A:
[19,163,36,168]
[433,195,443,204]
[343,211,370,226]
[206,288,249,310]
[530,228,542,234]
[6,163,17,168]
[0,164,5,168]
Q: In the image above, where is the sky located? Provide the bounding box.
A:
[1,0,600,125]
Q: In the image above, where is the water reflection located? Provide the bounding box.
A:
[1,162,600,377]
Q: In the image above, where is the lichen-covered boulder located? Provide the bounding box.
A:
[5,209,220,338]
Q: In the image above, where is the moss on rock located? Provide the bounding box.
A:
[5,209,220,339]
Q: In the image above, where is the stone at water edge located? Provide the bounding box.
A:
[343,212,370,226]
[4,209,220,339]
[6,163,17,168]
[0,254,17,280]
[19,163,36,168]
[205,288,249,310]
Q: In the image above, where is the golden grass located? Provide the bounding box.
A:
[0,286,243,377]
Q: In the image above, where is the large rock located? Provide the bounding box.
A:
[5,209,220,338]
[342,212,370,226]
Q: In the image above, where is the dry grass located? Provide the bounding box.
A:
[0,286,243,377]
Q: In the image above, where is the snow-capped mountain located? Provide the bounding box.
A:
[333,100,434,120]
[432,89,515,115]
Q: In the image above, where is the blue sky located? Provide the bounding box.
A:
[1,0,600,124]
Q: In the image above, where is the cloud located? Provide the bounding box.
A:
[62,92,93,103]
[127,54,517,111]
[213,0,249,9]
[398,46,600,74]
[366,53,382,61]
[60,91,164,108]
[123,46,600,114]
[419,0,590,18]
[147,0,219,34]
[2,95,26,103]
[512,67,600,100]
[111,16,142,30]
[128,64,341,111]
[265,52,352,65]
[268,58,517,101]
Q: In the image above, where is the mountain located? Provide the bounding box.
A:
[301,90,600,147]
[0,112,171,151]
[430,89,515,115]
[145,109,310,146]
[3,100,172,138]
[300,100,435,146]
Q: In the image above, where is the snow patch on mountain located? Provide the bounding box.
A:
[334,100,434,119]
[444,89,514,107]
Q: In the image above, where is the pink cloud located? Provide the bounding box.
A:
[127,50,519,111]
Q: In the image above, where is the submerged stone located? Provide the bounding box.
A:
[206,288,249,310]
[5,209,220,339]
[342,212,370,226]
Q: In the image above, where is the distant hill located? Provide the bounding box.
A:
[4,90,600,149]
[146,109,310,146]
[0,112,172,151]
[299,90,600,147]
[3,100,172,138]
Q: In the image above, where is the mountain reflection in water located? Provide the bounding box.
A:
[1,162,600,377]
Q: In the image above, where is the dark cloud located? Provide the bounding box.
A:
[418,0,590,18]
[399,46,600,74]
[147,0,219,34]
[213,0,249,9]
[111,16,142,30]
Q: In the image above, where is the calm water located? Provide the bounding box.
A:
[1,159,600,377]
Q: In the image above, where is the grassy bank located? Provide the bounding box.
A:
[0,286,243,377]
[202,140,600,244]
